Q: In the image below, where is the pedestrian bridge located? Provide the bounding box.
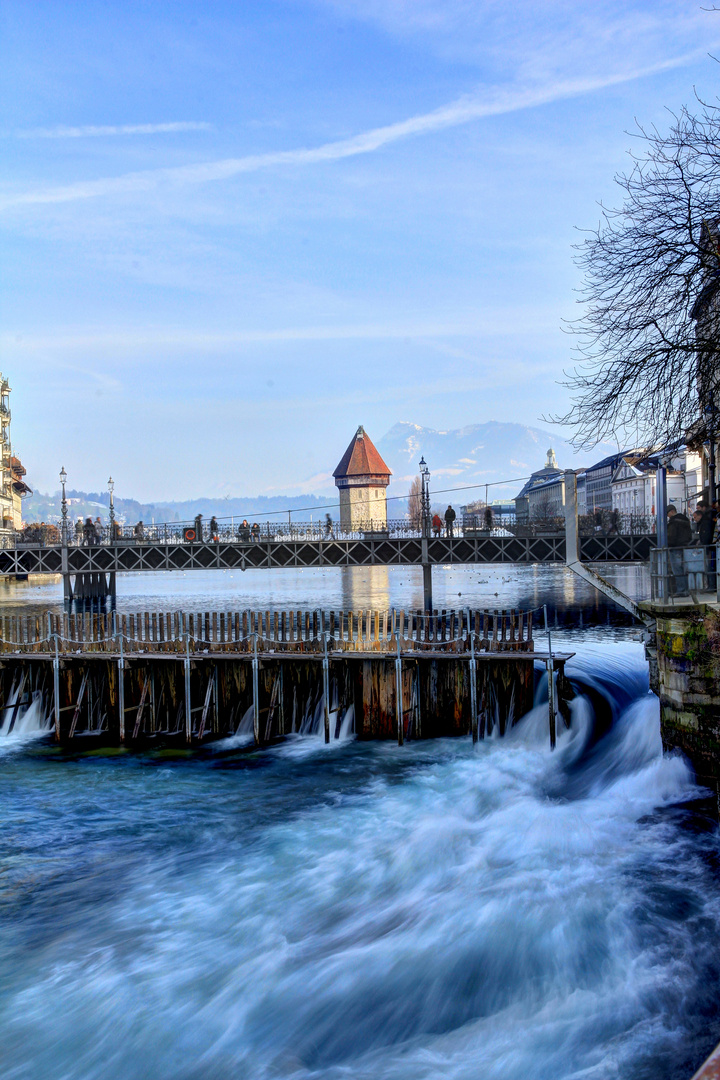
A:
[0,527,653,579]
[2,465,656,615]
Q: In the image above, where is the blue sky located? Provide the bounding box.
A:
[1,0,718,501]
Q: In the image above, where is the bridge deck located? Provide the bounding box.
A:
[0,532,654,576]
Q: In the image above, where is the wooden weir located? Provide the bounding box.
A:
[0,607,573,748]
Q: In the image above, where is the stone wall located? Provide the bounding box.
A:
[644,603,720,787]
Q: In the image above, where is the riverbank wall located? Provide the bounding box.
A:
[640,602,720,788]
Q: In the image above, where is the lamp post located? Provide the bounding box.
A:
[705,399,717,505]
[59,466,68,543]
[59,466,71,605]
[419,456,431,538]
[419,455,432,611]
[108,477,115,531]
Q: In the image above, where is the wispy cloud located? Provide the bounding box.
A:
[0,51,705,212]
[15,121,212,139]
[0,313,557,352]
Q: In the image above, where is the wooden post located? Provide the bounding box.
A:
[470,635,478,743]
[395,639,403,746]
[323,633,330,744]
[53,637,61,741]
[118,633,125,742]
[478,663,487,740]
[184,636,192,744]
[544,605,556,750]
[547,659,556,750]
[279,663,285,734]
[557,659,572,729]
[415,661,422,739]
[252,636,260,746]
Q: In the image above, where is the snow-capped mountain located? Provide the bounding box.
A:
[377,422,615,500]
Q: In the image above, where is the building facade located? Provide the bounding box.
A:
[526,472,565,520]
[0,375,30,531]
[333,426,391,530]
[584,452,633,514]
[514,449,562,523]
[689,222,720,500]
[610,448,702,521]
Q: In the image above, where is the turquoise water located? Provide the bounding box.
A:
[1,640,720,1079]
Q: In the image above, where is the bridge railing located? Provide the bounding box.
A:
[5,511,657,549]
[8,517,511,547]
[649,545,719,602]
[512,512,656,537]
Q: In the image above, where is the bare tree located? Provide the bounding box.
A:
[554,100,720,451]
[408,475,423,528]
[532,494,555,522]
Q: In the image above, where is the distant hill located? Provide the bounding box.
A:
[22,421,616,524]
[22,490,333,526]
[378,422,615,501]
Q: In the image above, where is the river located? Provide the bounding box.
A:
[1,565,719,1079]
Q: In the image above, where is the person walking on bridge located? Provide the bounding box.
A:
[432,513,442,537]
[209,516,219,541]
[194,514,203,542]
[444,504,456,538]
[693,508,714,547]
[667,504,692,597]
[83,517,97,546]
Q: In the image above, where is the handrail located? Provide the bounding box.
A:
[649,544,719,603]
[6,515,658,549]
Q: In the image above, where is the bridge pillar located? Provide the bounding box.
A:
[564,469,578,560]
[61,536,72,603]
[421,538,432,612]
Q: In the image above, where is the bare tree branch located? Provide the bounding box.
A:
[551,102,720,450]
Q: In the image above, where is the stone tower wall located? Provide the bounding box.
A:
[338,481,388,530]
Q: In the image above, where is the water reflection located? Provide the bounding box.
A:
[0,563,649,639]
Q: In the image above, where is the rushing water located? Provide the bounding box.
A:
[2,634,720,1079]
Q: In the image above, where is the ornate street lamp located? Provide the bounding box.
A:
[419,456,431,537]
[59,466,68,543]
[108,476,115,530]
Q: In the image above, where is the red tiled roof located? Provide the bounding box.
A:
[333,426,392,479]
